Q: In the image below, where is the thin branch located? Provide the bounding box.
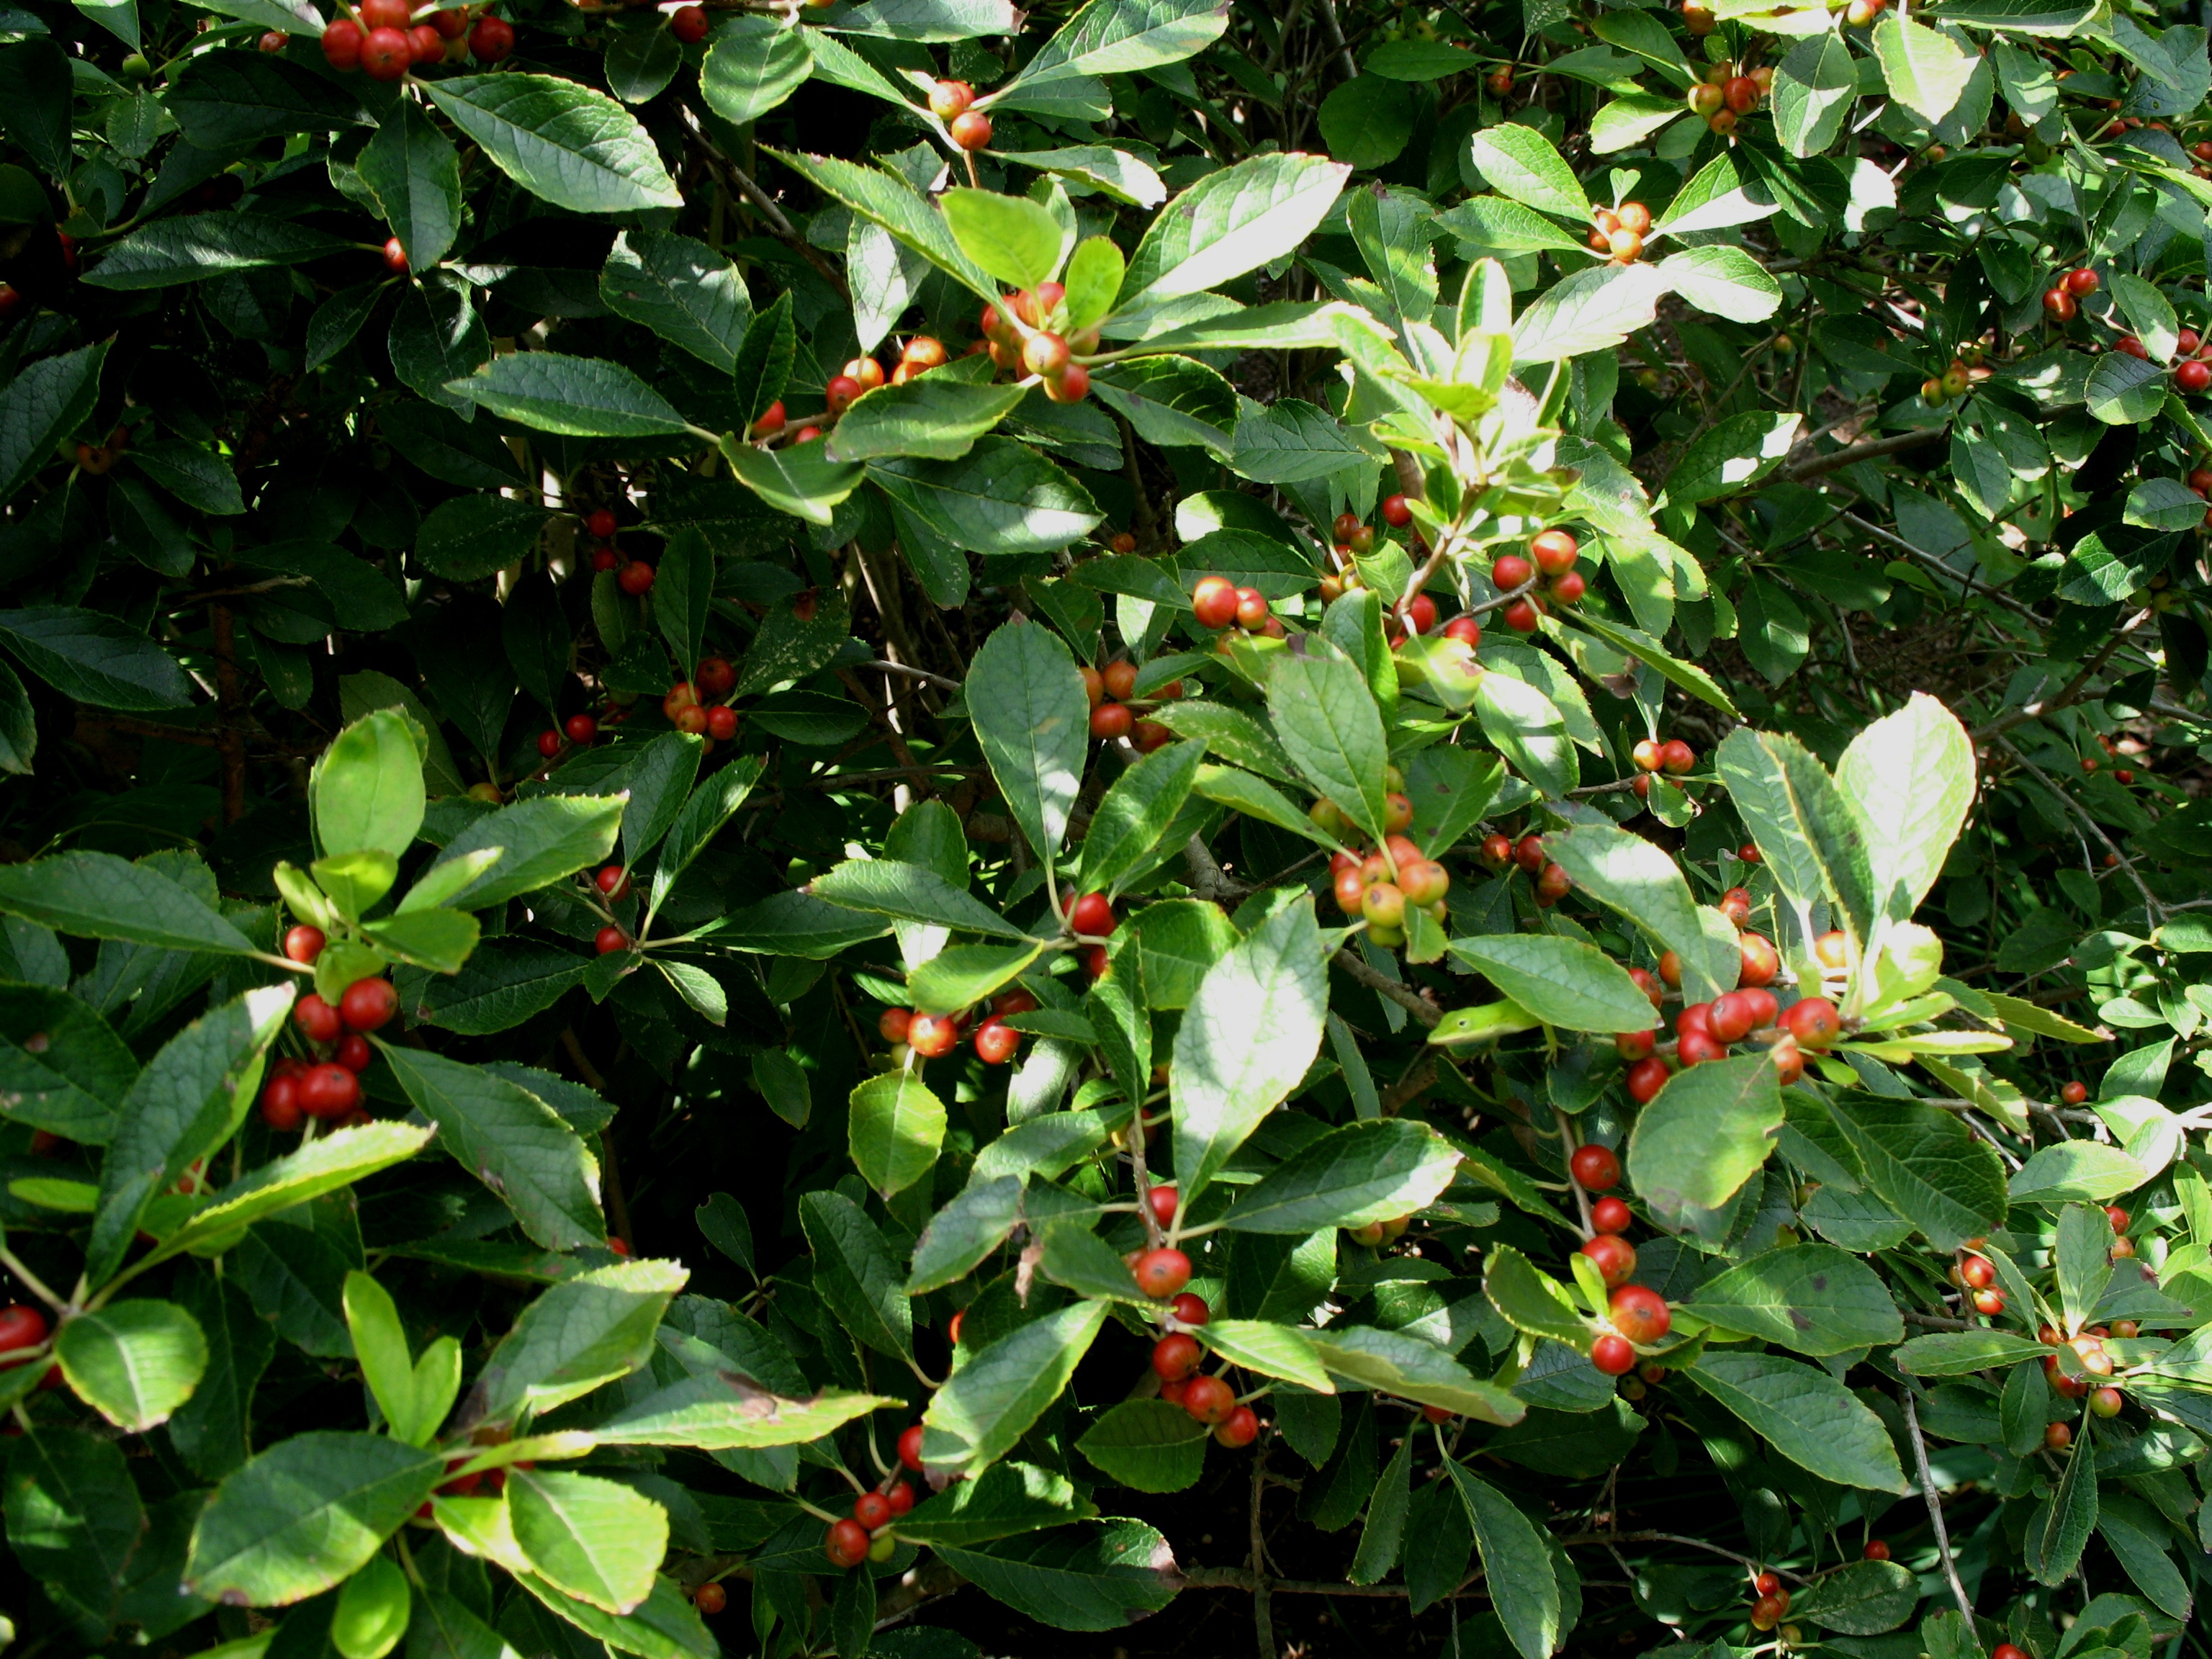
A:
[1332,946,1441,1028]
[860,659,961,692]
[1313,0,1359,80]
[1780,427,1945,482]
[1902,1389,1976,1622]
[679,111,850,301]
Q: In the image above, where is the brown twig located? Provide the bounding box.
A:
[678,113,851,302]
[1333,947,1441,1028]
[1901,1389,1977,1622]
[1780,426,1945,482]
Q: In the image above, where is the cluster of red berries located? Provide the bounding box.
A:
[1588,1282,1671,1375]
[930,78,992,150]
[1567,1146,1642,1287]
[1684,63,1771,137]
[1952,1246,2007,1317]
[979,284,1092,403]
[881,985,1035,1067]
[1148,1290,1260,1445]
[319,1,510,81]
[1190,574,1282,639]
[1491,529,1583,633]
[587,864,636,956]
[1587,202,1652,266]
[2041,264,2098,323]
[1346,1213,1413,1247]
[823,1467,917,1568]
[1327,832,1450,950]
[2037,1306,2130,1421]
[74,424,129,475]
[662,656,742,745]
[826,336,952,418]
[1480,831,1573,907]
[1628,733,1696,801]
[1617,951,1837,1102]
[1082,657,1181,749]
[1063,889,1118,979]
[580,506,659,595]
[1746,1570,1791,1631]
[1919,353,1990,405]
[261,929,397,1129]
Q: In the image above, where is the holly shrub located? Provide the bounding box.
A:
[0,0,2211,1653]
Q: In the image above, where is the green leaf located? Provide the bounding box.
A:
[148,1123,435,1267]
[1307,1326,1524,1424]
[1784,1560,1918,1634]
[421,74,680,214]
[448,354,690,439]
[1063,233,1125,325]
[1198,1319,1334,1393]
[1316,76,1415,169]
[511,1573,715,1659]
[1508,264,1668,367]
[1625,1055,1784,1231]
[1871,14,1974,123]
[895,1461,1094,1548]
[1465,124,1588,219]
[922,1300,1110,1475]
[1714,726,1877,941]
[824,377,1027,462]
[908,1177,1026,1295]
[2009,1140,2150,1202]
[342,1272,423,1446]
[799,1190,914,1362]
[1540,822,1733,1004]
[2086,351,2165,425]
[1223,1119,1459,1233]
[421,794,626,912]
[1015,0,1232,89]
[357,101,462,271]
[55,1300,207,1432]
[941,189,1064,291]
[0,850,255,956]
[1683,1352,1909,1492]
[381,1047,605,1251]
[1680,1244,1904,1357]
[1773,31,1859,156]
[646,753,763,926]
[1118,153,1350,313]
[698,16,811,125]
[966,619,1091,865]
[1171,897,1327,1201]
[1830,1097,2008,1250]
[848,1071,947,1199]
[1076,1400,1208,1492]
[1080,739,1205,896]
[0,658,33,774]
[810,858,1025,938]
[1443,1462,1560,1659]
[476,1259,688,1424]
[0,984,138,1143]
[599,230,754,376]
[91,982,294,1285]
[1268,649,1389,844]
[1893,1329,2053,1376]
[769,148,997,301]
[4,1426,145,1635]
[1660,246,1781,324]
[1835,693,1974,931]
[332,1556,411,1659]
[313,709,426,861]
[593,1372,894,1449]
[1446,935,1660,1034]
[184,1432,443,1608]
[1589,95,1685,154]
[1474,668,1577,798]
[0,343,110,503]
[935,1519,1179,1633]
[1660,411,1802,505]
[871,438,1101,557]
[0,602,190,711]
[84,217,349,289]
[718,435,866,526]
[508,1470,667,1614]
[1090,356,1237,457]
[2029,1416,2096,1583]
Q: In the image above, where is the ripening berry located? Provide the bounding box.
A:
[908,1013,959,1058]
[1580,1234,1637,1287]
[1608,1284,1671,1344]
[1192,575,1240,629]
[469,12,513,58]
[1133,1247,1192,1299]
[1591,1334,1636,1375]
[284,925,327,964]
[1181,1374,1236,1425]
[2042,288,2077,322]
[617,560,656,595]
[1592,1195,1632,1233]
[594,926,630,956]
[1569,1143,1621,1190]
[359,24,413,78]
[950,110,992,150]
[670,4,708,41]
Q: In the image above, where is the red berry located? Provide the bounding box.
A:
[468,13,513,58]
[1569,1143,1620,1190]
[261,1074,304,1130]
[1069,891,1116,936]
[1861,1539,1889,1561]
[1492,554,1534,591]
[1591,1334,1636,1375]
[0,1304,50,1359]
[295,994,343,1044]
[1707,991,1756,1044]
[885,1482,914,1516]
[694,1582,726,1614]
[2180,359,2212,394]
[950,109,993,150]
[1442,615,1480,647]
[617,560,656,595]
[1191,575,1240,629]
[1737,932,1779,987]
[1181,1374,1236,1425]
[898,1424,927,1471]
[430,6,467,35]
[299,1062,361,1118]
[974,1017,1020,1065]
[1381,493,1413,527]
[565,713,598,744]
[908,1013,958,1058]
[878,1007,912,1043]
[1147,1186,1179,1228]
[2059,1079,2088,1105]
[1503,598,1542,633]
[929,78,974,120]
[853,1491,892,1531]
[1548,570,1586,606]
[1233,587,1269,630]
[1213,1405,1259,1447]
[1592,1196,1632,1233]
[596,865,631,901]
[2105,1204,2128,1233]
[670,4,708,40]
[1579,1233,1637,1287]
[1780,997,1840,1049]
[1081,944,1110,980]
[1152,1333,1202,1381]
[340,977,398,1033]
[406,22,443,61]
[826,1518,871,1568]
[537,729,564,759]
[284,925,326,964]
[382,236,410,274]
[323,17,364,66]
[1089,701,1133,740]
[1133,1247,1192,1299]
[1660,739,1696,774]
[359,24,413,77]
[2042,288,2076,322]
[1609,1284,1671,1344]
[2064,266,2100,296]
[1530,529,1579,574]
[594,926,630,956]
[1169,1292,1209,1327]
[335,1033,373,1073]
[1754,1572,1781,1597]
[1994,1647,2028,1659]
